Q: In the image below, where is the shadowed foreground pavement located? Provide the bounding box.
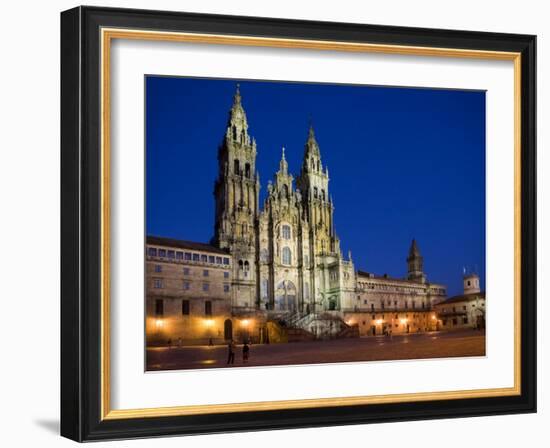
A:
[146,329,485,371]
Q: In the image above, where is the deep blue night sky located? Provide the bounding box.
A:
[146,76,486,297]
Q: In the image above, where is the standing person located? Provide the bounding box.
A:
[227,340,235,365]
[242,342,250,363]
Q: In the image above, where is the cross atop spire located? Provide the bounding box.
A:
[233,83,241,106]
[279,146,288,174]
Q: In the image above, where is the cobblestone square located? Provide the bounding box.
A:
[146,329,485,371]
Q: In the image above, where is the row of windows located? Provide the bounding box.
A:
[147,247,230,266]
[439,302,484,313]
[442,317,469,326]
[312,187,326,201]
[153,278,230,293]
[309,157,321,173]
[155,299,212,316]
[154,265,230,279]
[355,297,427,310]
[254,248,293,266]
[368,313,427,321]
[371,313,428,320]
[259,248,310,267]
[233,159,252,178]
[357,281,445,295]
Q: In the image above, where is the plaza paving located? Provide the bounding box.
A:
[146,329,485,371]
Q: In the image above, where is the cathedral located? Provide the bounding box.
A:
[212,84,356,317]
[145,85,451,345]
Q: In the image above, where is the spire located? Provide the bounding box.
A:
[229,83,245,120]
[279,146,288,174]
[225,83,250,145]
[407,238,425,283]
[409,238,421,258]
[233,83,242,107]
[302,123,322,173]
[307,123,319,152]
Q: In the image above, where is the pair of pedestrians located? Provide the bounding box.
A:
[227,340,250,364]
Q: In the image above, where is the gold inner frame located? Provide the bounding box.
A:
[100,27,522,420]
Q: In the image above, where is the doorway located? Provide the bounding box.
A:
[224,319,233,340]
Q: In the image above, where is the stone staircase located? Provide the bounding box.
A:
[267,311,359,342]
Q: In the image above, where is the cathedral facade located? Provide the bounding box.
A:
[212,85,356,318]
[145,85,450,345]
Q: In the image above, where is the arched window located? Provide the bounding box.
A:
[281,184,289,199]
[238,260,244,270]
[321,189,325,201]
[313,187,318,198]
[244,261,250,271]
[232,125,237,140]
[282,247,292,265]
[281,225,291,240]
[234,159,240,175]
[244,163,250,178]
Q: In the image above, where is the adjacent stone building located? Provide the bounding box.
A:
[146,85,456,346]
[434,273,486,330]
[145,236,234,345]
[341,240,446,336]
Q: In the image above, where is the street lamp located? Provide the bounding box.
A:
[204,319,215,346]
[155,318,164,329]
[241,319,251,343]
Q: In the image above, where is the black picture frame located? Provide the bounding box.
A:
[61,5,536,442]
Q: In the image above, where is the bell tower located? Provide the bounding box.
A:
[213,84,260,249]
[296,125,336,255]
[463,272,481,294]
[212,84,260,308]
[407,239,426,283]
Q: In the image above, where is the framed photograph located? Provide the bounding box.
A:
[61,6,536,441]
